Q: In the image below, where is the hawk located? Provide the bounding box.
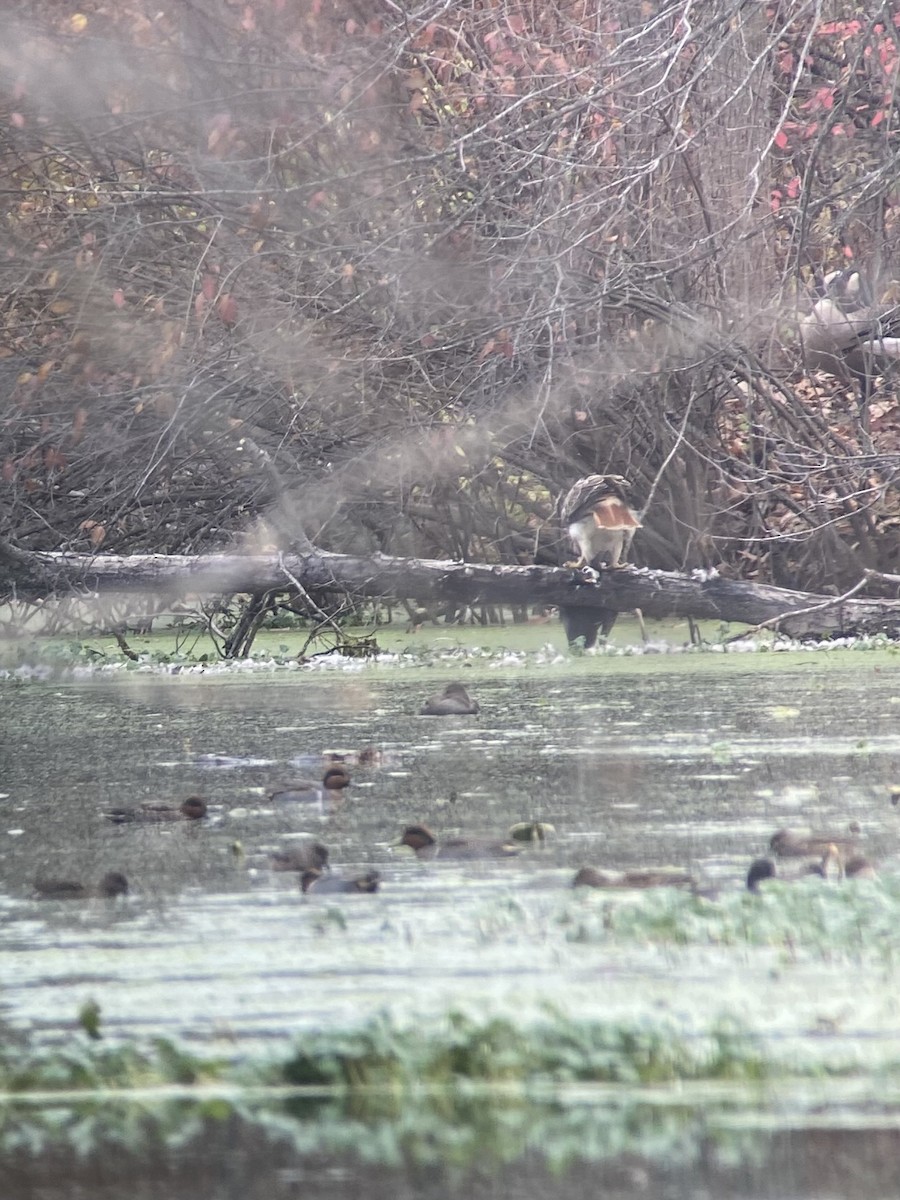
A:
[558,474,642,570]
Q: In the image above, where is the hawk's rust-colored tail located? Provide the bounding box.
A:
[591,497,642,530]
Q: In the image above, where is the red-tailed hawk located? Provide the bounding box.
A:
[558,474,642,570]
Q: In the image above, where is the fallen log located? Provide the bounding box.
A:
[1,542,899,640]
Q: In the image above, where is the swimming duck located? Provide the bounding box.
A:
[34,871,129,900]
[746,846,841,892]
[420,683,479,716]
[508,821,556,846]
[300,868,381,894]
[270,766,351,805]
[396,823,519,860]
[270,839,330,872]
[845,855,878,880]
[768,826,860,859]
[103,796,207,824]
[573,866,695,890]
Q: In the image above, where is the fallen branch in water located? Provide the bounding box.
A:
[2,541,900,640]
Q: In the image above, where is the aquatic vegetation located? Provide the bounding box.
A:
[561,875,900,963]
[4,622,900,678]
[0,1033,224,1094]
[0,1081,868,1182]
[277,1008,767,1091]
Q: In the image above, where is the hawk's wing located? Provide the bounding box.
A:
[558,475,641,529]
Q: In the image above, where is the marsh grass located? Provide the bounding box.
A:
[561,877,900,964]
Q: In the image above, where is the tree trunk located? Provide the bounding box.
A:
[2,542,898,640]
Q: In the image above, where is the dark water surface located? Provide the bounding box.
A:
[2,659,900,1194]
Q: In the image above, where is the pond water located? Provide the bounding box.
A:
[2,654,900,1195]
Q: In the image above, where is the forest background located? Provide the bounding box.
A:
[2,0,900,633]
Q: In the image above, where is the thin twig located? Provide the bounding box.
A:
[277,552,345,636]
[725,575,870,642]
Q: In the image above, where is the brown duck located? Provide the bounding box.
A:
[768,826,860,859]
[271,766,351,805]
[420,684,479,716]
[34,871,129,900]
[300,868,381,895]
[104,796,207,824]
[270,839,330,873]
[397,823,519,861]
[573,866,695,890]
[844,855,878,880]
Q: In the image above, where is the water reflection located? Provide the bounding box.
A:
[4,1090,900,1199]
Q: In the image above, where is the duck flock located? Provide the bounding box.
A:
[32,682,879,903]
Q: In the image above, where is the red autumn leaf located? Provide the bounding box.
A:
[816,87,834,110]
[112,288,125,308]
[774,129,788,149]
[71,407,88,444]
[201,274,217,300]
[217,293,238,325]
